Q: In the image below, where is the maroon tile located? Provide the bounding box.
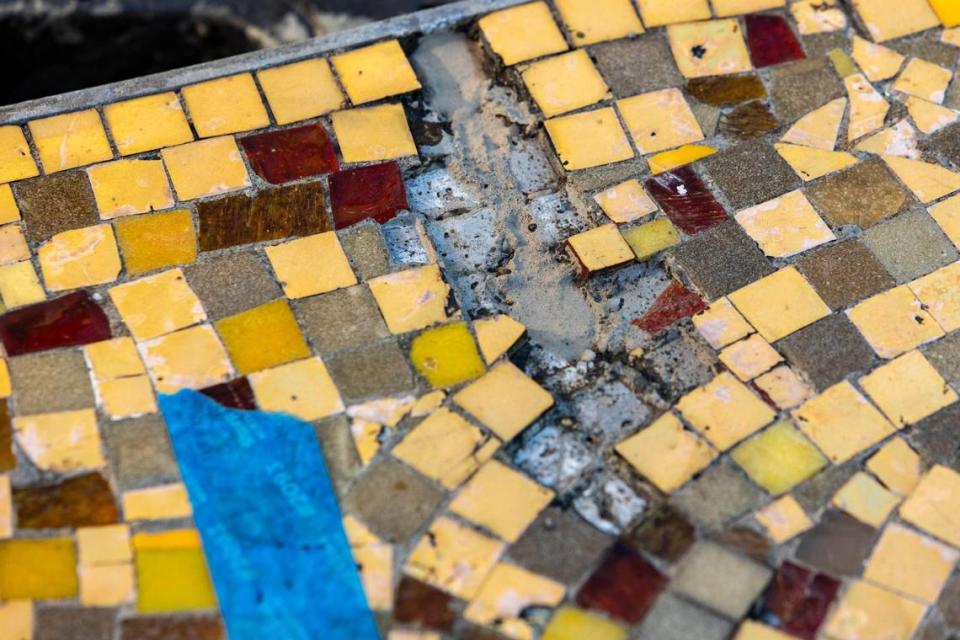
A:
[576,543,668,624]
[200,377,257,410]
[329,162,408,229]
[394,575,455,631]
[0,290,111,357]
[746,14,805,68]
[14,473,118,529]
[240,124,339,185]
[0,404,12,472]
[633,279,707,335]
[759,561,840,640]
[645,167,727,235]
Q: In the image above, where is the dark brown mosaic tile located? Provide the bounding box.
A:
[804,159,912,229]
[0,404,13,472]
[862,209,958,283]
[759,561,841,640]
[35,606,117,640]
[0,290,111,356]
[103,414,180,490]
[794,510,876,576]
[120,615,226,640]
[714,526,772,565]
[509,507,613,585]
[9,349,95,414]
[645,166,728,235]
[576,543,667,624]
[199,377,257,410]
[394,575,456,631]
[13,171,99,242]
[776,314,877,391]
[294,285,390,354]
[590,33,683,97]
[700,139,800,210]
[240,124,339,184]
[325,339,414,402]
[14,472,118,528]
[686,75,767,106]
[669,220,773,300]
[718,101,781,139]
[796,239,895,310]
[768,57,843,124]
[184,251,282,320]
[623,504,695,563]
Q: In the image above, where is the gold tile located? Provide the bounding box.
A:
[566,223,635,274]
[265,232,357,299]
[109,268,206,341]
[860,350,957,427]
[181,73,270,137]
[864,523,959,603]
[0,538,78,600]
[676,372,776,451]
[478,2,569,66]
[648,144,717,175]
[847,286,944,358]
[114,209,197,276]
[544,107,634,171]
[832,471,900,527]
[899,464,960,546]
[522,50,611,118]
[331,103,418,164]
[140,325,233,394]
[554,0,643,46]
[635,0,710,26]
[543,608,626,640]
[331,40,421,105]
[755,495,813,543]
[249,357,344,421]
[161,136,250,201]
[28,110,113,173]
[0,126,38,184]
[38,225,122,292]
[617,88,704,154]
[667,20,753,79]
[866,437,922,496]
[104,93,194,156]
[728,267,830,342]
[258,59,344,125]
[87,159,174,220]
[453,361,554,442]
[735,190,835,259]
[368,264,450,334]
[215,299,310,375]
[0,261,45,308]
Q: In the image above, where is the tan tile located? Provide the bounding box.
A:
[832,472,900,527]
[893,58,952,103]
[735,190,835,259]
[851,0,940,42]
[265,232,357,299]
[453,361,554,442]
[464,562,565,639]
[98,376,157,419]
[929,193,960,247]
[104,92,193,156]
[676,372,776,451]
[864,523,959,602]
[692,297,754,350]
[368,264,450,334]
[859,350,957,427]
[899,465,960,547]
[824,580,925,639]
[474,314,526,364]
[122,484,192,521]
[755,495,813,543]
[729,267,830,342]
[249,357,343,421]
[258,59,344,125]
[774,143,858,182]
[181,73,269,137]
[79,563,134,606]
[85,337,146,380]
[331,103,418,164]
[0,185,20,225]
[791,0,847,34]
[906,96,959,134]
[13,409,104,472]
[847,286,943,359]
[109,268,206,341]
[554,0,643,45]
[331,40,421,105]
[0,261,45,309]
[615,411,717,493]
[77,524,132,566]
[0,225,29,266]
[855,120,920,159]
[846,73,890,142]
[593,179,657,225]
[883,154,960,203]
[851,35,904,82]
[87,159,173,220]
[753,366,814,410]
[566,224,635,274]
[38,225,122,292]
[781,97,846,151]
[161,136,250,201]
[719,334,783,381]
[478,2,568,66]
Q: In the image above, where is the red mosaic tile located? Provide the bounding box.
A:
[0,290,111,357]
[576,543,668,624]
[329,162,408,229]
[760,561,840,640]
[645,167,728,235]
[633,279,707,335]
[746,14,805,69]
[199,377,257,411]
[240,124,339,185]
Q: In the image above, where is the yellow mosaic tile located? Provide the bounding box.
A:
[755,495,813,543]
[933,0,960,27]
[824,579,925,640]
[77,524,132,565]
[478,2,569,66]
[543,607,626,640]
[104,93,193,156]
[0,225,29,266]
[946,27,960,46]
[735,190,835,259]
[115,209,197,275]
[900,465,960,547]
[0,126,38,184]
[123,484,193,521]
[676,372,776,451]
[38,224,122,292]
[368,264,450,334]
[734,621,795,640]
[351,539,392,611]
[0,359,9,399]
[133,530,216,613]
[855,120,919,158]
[866,523,959,604]
[393,407,499,488]
[0,538,78,600]
[845,73,890,142]
[729,267,830,343]
[85,337,145,380]
[215,299,310,374]
[847,286,944,358]
[667,20,753,79]
[110,268,206,341]
[636,0,709,26]
[331,103,418,164]
[617,88,704,154]
[0,475,10,539]
[862,350,957,428]
[522,50,610,118]
[265,232,357,299]
[449,460,554,542]
[593,179,657,225]
[13,409,103,472]
[832,471,900,527]
[648,145,716,175]
[257,58,343,126]
[28,109,113,173]
[616,411,718,494]
[566,223,635,274]
[851,0,940,42]
[474,314,526,363]
[554,0,643,46]
[249,357,344,421]
[0,600,32,640]
[161,136,250,201]
[893,58,952,104]
[719,334,783,381]
[182,73,269,138]
[791,381,896,463]
[692,297,754,349]
[867,437,922,496]
[87,159,174,220]
[754,366,814,410]
[405,515,505,599]
[140,325,233,394]
[0,261,45,309]
[774,143,858,182]
[79,562,135,606]
[885,154,960,203]
[791,0,847,34]
[332,40,421,105]
[731,420,827,495]
[930,193,960,247]
[545,107,634,171]
[851,35,905,82]
[464,562,565,640]
[409,321,487,388]
[99,375,157,419]
[453,361,554,441]
[906,96,959,134]
[0,185,20,225]
[712,0,785,16]
[781,98,846,151]
[621,218,680,261]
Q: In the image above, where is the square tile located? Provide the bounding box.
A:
[831,472,900,527]
[478,2,568,66]
[852,0,940,42]
[866,437,922,496]
[132,530,216,613]
[670,458,764,529]
[729,267,830,342]
[865,523,958,604]
[735,190,835,258]
[368,264,449,334]
[0,126,38,183]
[615,411,717,494]
[98,376,157,419]
[9,349,95,413]
[257,58,344,125]
[672,222,772,300]
[805,159,912,228]
[79,563,135,606]
[731,420,827,495]
[248,357,342,421]
[184,251,281,320]
[332,40,421,105]
[847,286,944,359]
[756,495,813,543]
[672,541,772,618]
[0,261,44,308]
[215,299,310,374]
[28,110,112,173]
[85,337,145,381]
[929,194,960,248]
[240,124,339,185]
[103,415,178,490]
[405,516,505,599]
[522,50,610,118]
[545,108,634,171]
[109,269,206,341]
[295,285,389,354]
[77,524,132,566]
[900,465,960,547]
[453,361,553,441]
[758,561,840,638]
[617,88,703,155]
[700,140,800,211]
[103,92,193,156]
[554,0,643,46]
[38,225,122,292]
[87,159,174,220]
[181,73,269,138]
[621,218,680,261]
[593,179,657,226]
[667,20,753,79]
[645,167,729,235]
[14,171,100,243]
[409,321,486,388]
[114,209,197,275]
[860,350,957,427]
[823,581,925,640]
[13,409,104,472]
[636,593,733,640]
[753,366,814,410]
[140,325,233,394]
[567,224,635,274]
[122,484,192,521]
[795,510,876,576]
[161,137,250,201]
[464,563,564,639]
[542,608,626,640]
[590,33,683,97]
[0,185,20,225]
[796,240,895,311]
[509,507,613,585]
[636,0,709,27]
[329,162,408,229]
[338,221,391,279]
[719,334,782,381]
[0,538,78,599]
[325,339,414,401]
[35,608,116,640]
[576,543,667,624]
[776,313,878,391]
[676,371,775,450]
[265,232,357,299]
[863,209,957,283]
[331,103,418,164]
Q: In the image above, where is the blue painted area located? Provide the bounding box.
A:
[158,390,379,640]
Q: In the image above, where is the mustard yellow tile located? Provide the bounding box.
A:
[566,223,635,274]
[719,334,783,381]
[464,563,565,640]
[0,538,77,600]
[331,103,418,164]
[830,49,859,80]
[249,357,343,420]
[781,98,846,151]
[668,20,753,79]
[846,73,890,142]
[545,107,634,172]
[0,261,44,309]
[543,607,626,640]
[410,321,486,388]
[677,372,776,451]
[648,145,716,175]
[855,120,920,158]
[77,524,132,566]
[161,136,250,201]
[852,0,940,42]
[618,89,704,155]
[265,232,357,299]
[216,299,310,374]
[87,159,174,220]
[755,495,813,543]
[932,0,960,26]
[80,563,135,606]
[824,580,925,640]
[123,484,192,521]
[182,73,269,138]
[867,437,922,496]
[945,27,960,46]
[0,184,20,225]
[98,375,157,419]
[85,337,145,380]
[893,58,952,103]
[636,0,709,26]
[734,621,796,640]
[930,193,960,247]
[453,361,554,442]
[134,530,216,613]
[0,475,10,539]
[115,209,197,275]
[104,92,194,156]
[28,110,113,173]
[900,465,960,547]
[712,0,784,17]
[774,143,858,182]
[832,471,900,527]
[110,268,206,340]
[39,224,122,292]
[791,381,896,463]
[860,350,957,427]
[0,359,10,399]
[731,420,827,495]
[616,411,718,494]
[0,600,32,640]
[0,225,29,266]
[865,523,959,604]
[851,35,905,82]
[594,180,657,225]
[753,366,814,410]
[478,2,568,66]
[522,50,610,118]
[906,96,959,134]
[885,155,960,203]
[411,390,446,417]
[554,0,642,46]
[692,297,753,349]
[474,314,526,364]
[790,0,847,34]
[258,58,345,125]
[729,267,830,343]
[735,190,835,259]
[133,528,201,550]
[621,218,680,261]
[405,516,504,599]
[392,407,499,488]
[140,325,233,394]
[369,264,450,334]
[332,40,421,105]
[13,409,103,472]
[351,541,392,610]
[847,286,944,358]
[0,126,38,184]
